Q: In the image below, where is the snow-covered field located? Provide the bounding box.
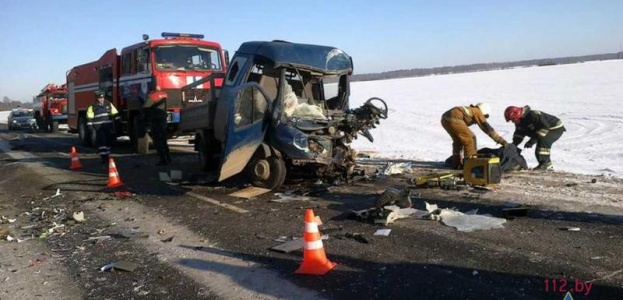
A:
[347,60,623,177]
[3,60,622,177]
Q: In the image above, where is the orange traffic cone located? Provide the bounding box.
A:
[295,208,336,275]
[69,146,82,170]
[107,158,124,188]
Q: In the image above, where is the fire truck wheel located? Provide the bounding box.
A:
[246,155,286,190]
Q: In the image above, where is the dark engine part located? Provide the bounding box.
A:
[329,97,387,181]
[283,97,388,183]
[340,97,388,143]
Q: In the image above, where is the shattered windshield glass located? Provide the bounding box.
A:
[155,45,223,71]
[281,69,329,121]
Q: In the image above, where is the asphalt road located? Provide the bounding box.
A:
[1,125,622,300]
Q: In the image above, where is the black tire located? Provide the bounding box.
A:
[246,155,287,190]
[78,116,92,146]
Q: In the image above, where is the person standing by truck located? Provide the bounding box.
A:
[87,90,121,164]
[144,91,171,166]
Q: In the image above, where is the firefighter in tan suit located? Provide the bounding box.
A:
[441,102,507,169]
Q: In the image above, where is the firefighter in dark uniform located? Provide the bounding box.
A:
[144,91,171,166]
[505,105,565,170]
[87,90,120,164]
[441,102,508,169]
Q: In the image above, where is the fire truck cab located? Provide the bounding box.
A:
[66,32,228,153]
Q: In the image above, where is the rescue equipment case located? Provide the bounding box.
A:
[463,155,501,186]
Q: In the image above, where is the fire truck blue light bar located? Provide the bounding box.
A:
[161,32,204,39]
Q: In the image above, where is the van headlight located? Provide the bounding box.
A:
[292,133,309,151]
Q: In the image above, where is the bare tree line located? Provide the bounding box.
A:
[1,96,33,111]
[350,52,623,82]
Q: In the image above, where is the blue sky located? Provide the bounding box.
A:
[1,0,621,102]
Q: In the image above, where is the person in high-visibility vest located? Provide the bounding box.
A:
[504,105,565,170]
[87,90,121,164]
[441,102,507,169]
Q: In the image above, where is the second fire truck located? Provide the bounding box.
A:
[33,83,68,132]
[66,32,228,153]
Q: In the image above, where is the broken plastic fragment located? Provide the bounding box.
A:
[72,211,85,222]
[425,202,439,213]
[439,209,506,232]
[382,162,413,175]
[43,189,62,201]
[374,229,392,236]
[100,261,138,272]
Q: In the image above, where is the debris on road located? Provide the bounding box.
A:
[159,170,183,182]
[374,229,391,236]
[562,226,581,231]
[1,216,17,223]
[270,235,329,253]
[161,236,174,243]
[423,202,507,231]
[72,211,85,222]
[333,232,370,244]
[271,191,311,203]
[375,206,429,225]
[438,209,506,232]
[381,162,413,175]
[170,170,182,181]
[42,189,62,201]
[159,172,171,182]
[411,172,456,188]
[100,261,138,272]
[113,191,133,198]
[229,187,272,199]
[375,187,412,209]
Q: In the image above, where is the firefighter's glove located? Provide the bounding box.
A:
[524,139,536,149]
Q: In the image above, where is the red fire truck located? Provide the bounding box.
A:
[33,83,68,132]
[66,32,228,153]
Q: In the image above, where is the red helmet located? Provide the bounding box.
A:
[504,106,523,122]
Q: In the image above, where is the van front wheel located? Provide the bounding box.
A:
[246,155,286,190]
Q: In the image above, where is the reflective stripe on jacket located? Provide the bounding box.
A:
[86,100,120,130]
[512,109,564,145]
